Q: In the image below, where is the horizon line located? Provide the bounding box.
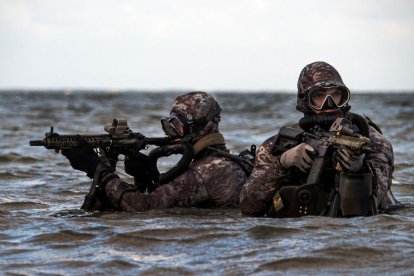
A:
[0,88,413,94]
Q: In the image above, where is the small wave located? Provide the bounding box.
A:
[0,248,36,258]
[52,209,95,218]
[395,162,414,171]
[313,245,386,258]
[28,230,96,244]
[0,201,48,211]
[140,267,194,275]
[246,225,304,239]
[105,227,238,245]
[104,259,138,269]
[0,153,40,163]
[255,256,338,271]
[0,170,46,180]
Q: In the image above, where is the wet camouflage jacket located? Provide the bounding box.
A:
[240,123,395,217]
[101,148,247,211]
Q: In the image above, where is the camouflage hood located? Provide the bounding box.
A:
[296,61,350,113]
[170,91,222,141]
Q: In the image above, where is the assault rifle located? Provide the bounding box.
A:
[271,117,376,218]
[30,118,196,187]
[30,118,172,155]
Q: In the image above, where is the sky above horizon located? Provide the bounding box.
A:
[0,0,413,91]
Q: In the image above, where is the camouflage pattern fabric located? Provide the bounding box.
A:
[103,146,247,211]
[170,91,221,139]
[239,135,286,216]
[171,91,222,123]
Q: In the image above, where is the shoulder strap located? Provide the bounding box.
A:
[207,146,254,176]
[193,133,226,155]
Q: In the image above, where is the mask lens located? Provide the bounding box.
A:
[169,117,185,137]
[161,116,185,137]
[308,88,350,110]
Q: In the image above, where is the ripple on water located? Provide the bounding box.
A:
[140,266,194,275]
[0,153,41,163]
[246,224,304,240]
[28,230,96,245]
[255,256,340,272]
[0,201,49,211]
[105,226,239,246]
[312,244,389,259]
[52,209,99,218]
[4,260,96,275]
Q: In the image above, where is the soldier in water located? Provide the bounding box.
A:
[62,92,247,211]
[240,61,402,217]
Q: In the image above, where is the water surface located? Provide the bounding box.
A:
[0,91,413,274]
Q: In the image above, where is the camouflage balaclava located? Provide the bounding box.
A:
[296,61,351,114]
[168,91,222,141]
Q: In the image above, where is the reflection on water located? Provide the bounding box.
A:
[0,91,413,274]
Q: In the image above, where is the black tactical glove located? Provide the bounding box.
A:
[337,146,365,173]
[62,136,102,179]
[105,149,119,169]
[124,152,152,190]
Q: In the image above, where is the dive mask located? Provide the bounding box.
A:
[307,87,350,111]
[161,113,186,138]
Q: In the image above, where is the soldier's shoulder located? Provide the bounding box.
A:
[363,115,384,135]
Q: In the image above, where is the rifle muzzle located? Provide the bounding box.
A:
[29,140,44,146]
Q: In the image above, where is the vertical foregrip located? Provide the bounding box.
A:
[306,142,329,185]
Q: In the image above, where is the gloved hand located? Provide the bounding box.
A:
[280,143,315,173]
[336,146,365,173]
[124,152,152,189]
[61,136,101,179]
[105,149,119,168]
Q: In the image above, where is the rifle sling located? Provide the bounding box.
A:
[193,133,225,155]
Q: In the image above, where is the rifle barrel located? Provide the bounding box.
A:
[29,140,44,146]
[144,137,172,146]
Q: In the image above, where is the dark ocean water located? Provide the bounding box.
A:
[0,91,413,275]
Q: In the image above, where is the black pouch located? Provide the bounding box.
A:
[270,183,328,218]
[339,172,372,216]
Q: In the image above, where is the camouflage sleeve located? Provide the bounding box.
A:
[239,135,289,216]
[365,125,394,207]
[103,167,207,212]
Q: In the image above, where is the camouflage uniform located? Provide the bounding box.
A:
[98,92,247,211]
[240,62,399,217]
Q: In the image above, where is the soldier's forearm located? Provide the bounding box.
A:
[240,157,287,216]
[105,177,182,211]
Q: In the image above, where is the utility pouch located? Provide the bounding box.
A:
[271,183,328,218]
[339,172,372,216]
[272,126,303,156]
